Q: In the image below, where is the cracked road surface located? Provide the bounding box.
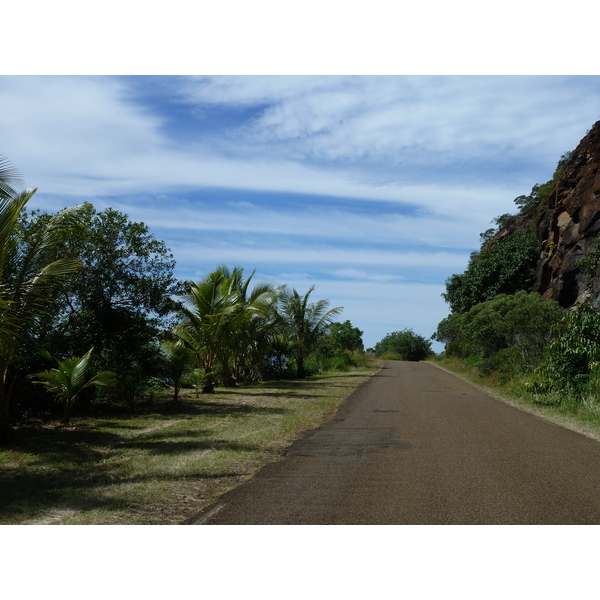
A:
[187,361,600,524]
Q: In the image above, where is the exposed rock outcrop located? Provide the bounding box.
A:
[532,120,600,307]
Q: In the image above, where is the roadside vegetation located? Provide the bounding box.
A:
[0,155,378,523]
[0,367,378,524]
[434,150,600,429]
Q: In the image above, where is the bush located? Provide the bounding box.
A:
[374,329,432,361]
[536,303,600,398]
[433,291,564,375]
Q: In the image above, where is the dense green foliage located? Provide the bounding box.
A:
[308,320,366,373]
[8,204,184,419]
[373,329,432,361]
[174,266,280,392]
[530,303,600,399]
[443,231,539,314]
[434,291,564,373]
[18,204,182,372]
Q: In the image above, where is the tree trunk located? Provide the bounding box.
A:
[0,362,14,443]
[296,353,306,379]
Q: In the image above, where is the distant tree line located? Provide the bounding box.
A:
[0,157,367,438]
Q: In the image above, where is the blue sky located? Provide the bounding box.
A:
[1,75,599,350]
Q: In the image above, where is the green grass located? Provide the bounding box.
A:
[379,353,404,361]
[431,355,600,442]
[0,362,380,525]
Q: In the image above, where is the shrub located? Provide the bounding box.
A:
[374,329,432,361]
[537,303,600,398]
[433,291,564,375]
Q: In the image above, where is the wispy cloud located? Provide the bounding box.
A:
[180,76,599,171]
[2,74,599,349]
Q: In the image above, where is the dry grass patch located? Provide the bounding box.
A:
[0,363,379,525]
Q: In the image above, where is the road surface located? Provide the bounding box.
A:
[186,361,600,524]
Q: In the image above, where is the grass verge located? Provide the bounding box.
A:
[431,356,600,443]
[0,362,380,525]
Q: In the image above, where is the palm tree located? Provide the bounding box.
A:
[161,340,193,402]
[276,286,342,378]
[0,156,83,439]
[224,267,281,384]
[32,348,116,425]
[174,266,278,392]
[174,267,240,393]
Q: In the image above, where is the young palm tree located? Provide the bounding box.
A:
[161,340,193,402]
[276,286,342,378]
[174,267,240,393]
[0,156,83,438]
[225,267,281,384]
[174,266,278,392]
[32,348,116,425]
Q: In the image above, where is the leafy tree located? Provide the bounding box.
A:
[32,348,116,425]
[305,320,365,374]
[325,320,364,354]
[0,157,83,439]
[276,286,342,378]
[263,331,295,380]
[19,204,182,382]
[443,230,539,314]
[374,329,432,361]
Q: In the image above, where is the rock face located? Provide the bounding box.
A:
[532,120,600,307]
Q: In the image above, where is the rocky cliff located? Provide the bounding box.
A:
[531,120,600,307]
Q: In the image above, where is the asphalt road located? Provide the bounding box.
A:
[187,361,600,524]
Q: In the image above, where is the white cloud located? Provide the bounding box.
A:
[98,193,495,252]
[167,240,469,275]
[181,76,599,169]
[331,269,405,283]
[6,75,596,232]
[0,77,165,185]
[3,75,599,351]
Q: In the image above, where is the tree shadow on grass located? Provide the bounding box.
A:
[0,460,258,524]
[231,390,323,399]
[185,402,289,417]
[126,438,258,455]
[0,428,263,523]
[132,399,291,419]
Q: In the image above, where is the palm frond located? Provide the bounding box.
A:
[0,155,25,201]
